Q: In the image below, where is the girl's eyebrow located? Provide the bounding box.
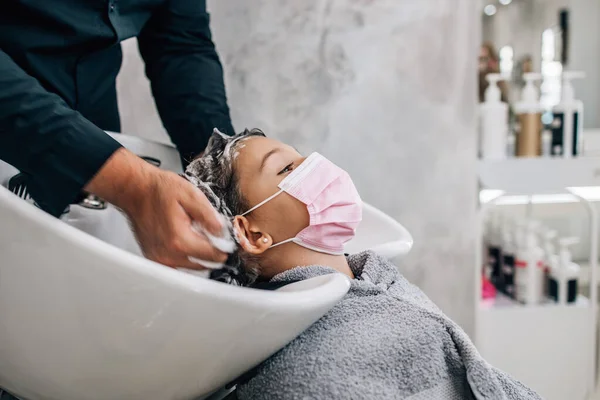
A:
[260,148,283,172]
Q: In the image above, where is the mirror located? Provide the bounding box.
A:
[479,0,599,130]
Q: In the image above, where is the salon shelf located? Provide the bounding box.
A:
[476,157,599,400]
[477,292,592,400]
[480,292,589,310]
[576,262,600,288]
[478,157,600,194]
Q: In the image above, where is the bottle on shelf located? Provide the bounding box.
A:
[515,220,545,305]
[551,71,585,158]
[548,237,581,304]
[482,270,497,300]
[501,218,516,297]
[515,73,543,158]
[540,228,558,297]
[480,73,509,160]
[507,132,516,158]
[514,220,527,254]
[488,212,504,289]
[482,214,492,278]
[541,130,553,157]
[481,213,497,300]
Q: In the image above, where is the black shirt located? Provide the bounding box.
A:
[0,0,234,217]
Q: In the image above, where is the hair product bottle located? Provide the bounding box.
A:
[488,212,504,289]
[551,71,585,158]
[515,221,545,304]
[541,228,558,297]
[515,73,543,157]
[507,133,516,158]
[541,130,553,157]
[501,219,516,297]
[548,238,580,304]
[480,74,509,160]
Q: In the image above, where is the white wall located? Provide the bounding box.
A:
[116,1,479,334]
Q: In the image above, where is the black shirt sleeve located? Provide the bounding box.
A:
[0,50,122,217]
[138,0,234,166]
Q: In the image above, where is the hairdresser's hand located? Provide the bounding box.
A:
[85,148,227,269]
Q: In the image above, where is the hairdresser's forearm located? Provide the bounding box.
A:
[84,147,155,215]
[85,147,226,266]
[0,49,122,217]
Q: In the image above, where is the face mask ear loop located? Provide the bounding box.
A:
[241,189,284,216]
[268,238,295,249]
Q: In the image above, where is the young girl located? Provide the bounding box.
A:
[185,129,540,400]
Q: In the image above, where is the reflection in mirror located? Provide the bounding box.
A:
[480,0,599,130]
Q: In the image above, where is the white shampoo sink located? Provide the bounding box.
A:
[0,133,412,400]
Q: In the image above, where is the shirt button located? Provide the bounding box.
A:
[109,3,115,12]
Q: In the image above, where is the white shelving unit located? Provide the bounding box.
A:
[476,158,600,400]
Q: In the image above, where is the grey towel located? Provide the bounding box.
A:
[237,251,541,400]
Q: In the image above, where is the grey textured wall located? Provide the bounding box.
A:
[116,0,479,334]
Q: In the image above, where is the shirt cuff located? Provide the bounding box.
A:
[27,115,122,217]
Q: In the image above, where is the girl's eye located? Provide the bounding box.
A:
[278,163,294,175]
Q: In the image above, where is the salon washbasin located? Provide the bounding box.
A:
[0,184,351,400]
[346,203,413,258]
[0,132,412,400]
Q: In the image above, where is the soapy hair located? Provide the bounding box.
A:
[183,128,266,285]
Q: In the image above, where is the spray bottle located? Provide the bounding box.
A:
[515,220,545,304]
[515,73,543,157]
[551,71,585,158]
[549,238,580,304]
[480,74,509,160]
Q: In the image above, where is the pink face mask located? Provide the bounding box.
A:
[241,152,363,255]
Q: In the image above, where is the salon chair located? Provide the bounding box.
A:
[0,133,413,400]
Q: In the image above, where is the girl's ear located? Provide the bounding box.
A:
[233,216,272,255]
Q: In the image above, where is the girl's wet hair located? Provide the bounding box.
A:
[183,128,266,285]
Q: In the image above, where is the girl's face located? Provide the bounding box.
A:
[232,136,309,254]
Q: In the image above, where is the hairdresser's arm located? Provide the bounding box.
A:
[85,148,227,268]
[0,50,225,267]
[0,49,121,217]
[138,0,234,166]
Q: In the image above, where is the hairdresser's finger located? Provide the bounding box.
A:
[158,253,217,271]
[179,251,227,270]
[179,228,228,263]
[158,241,225,270]
[180,184,223,236]
[186,256,224,270]
[171,256,218,271]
